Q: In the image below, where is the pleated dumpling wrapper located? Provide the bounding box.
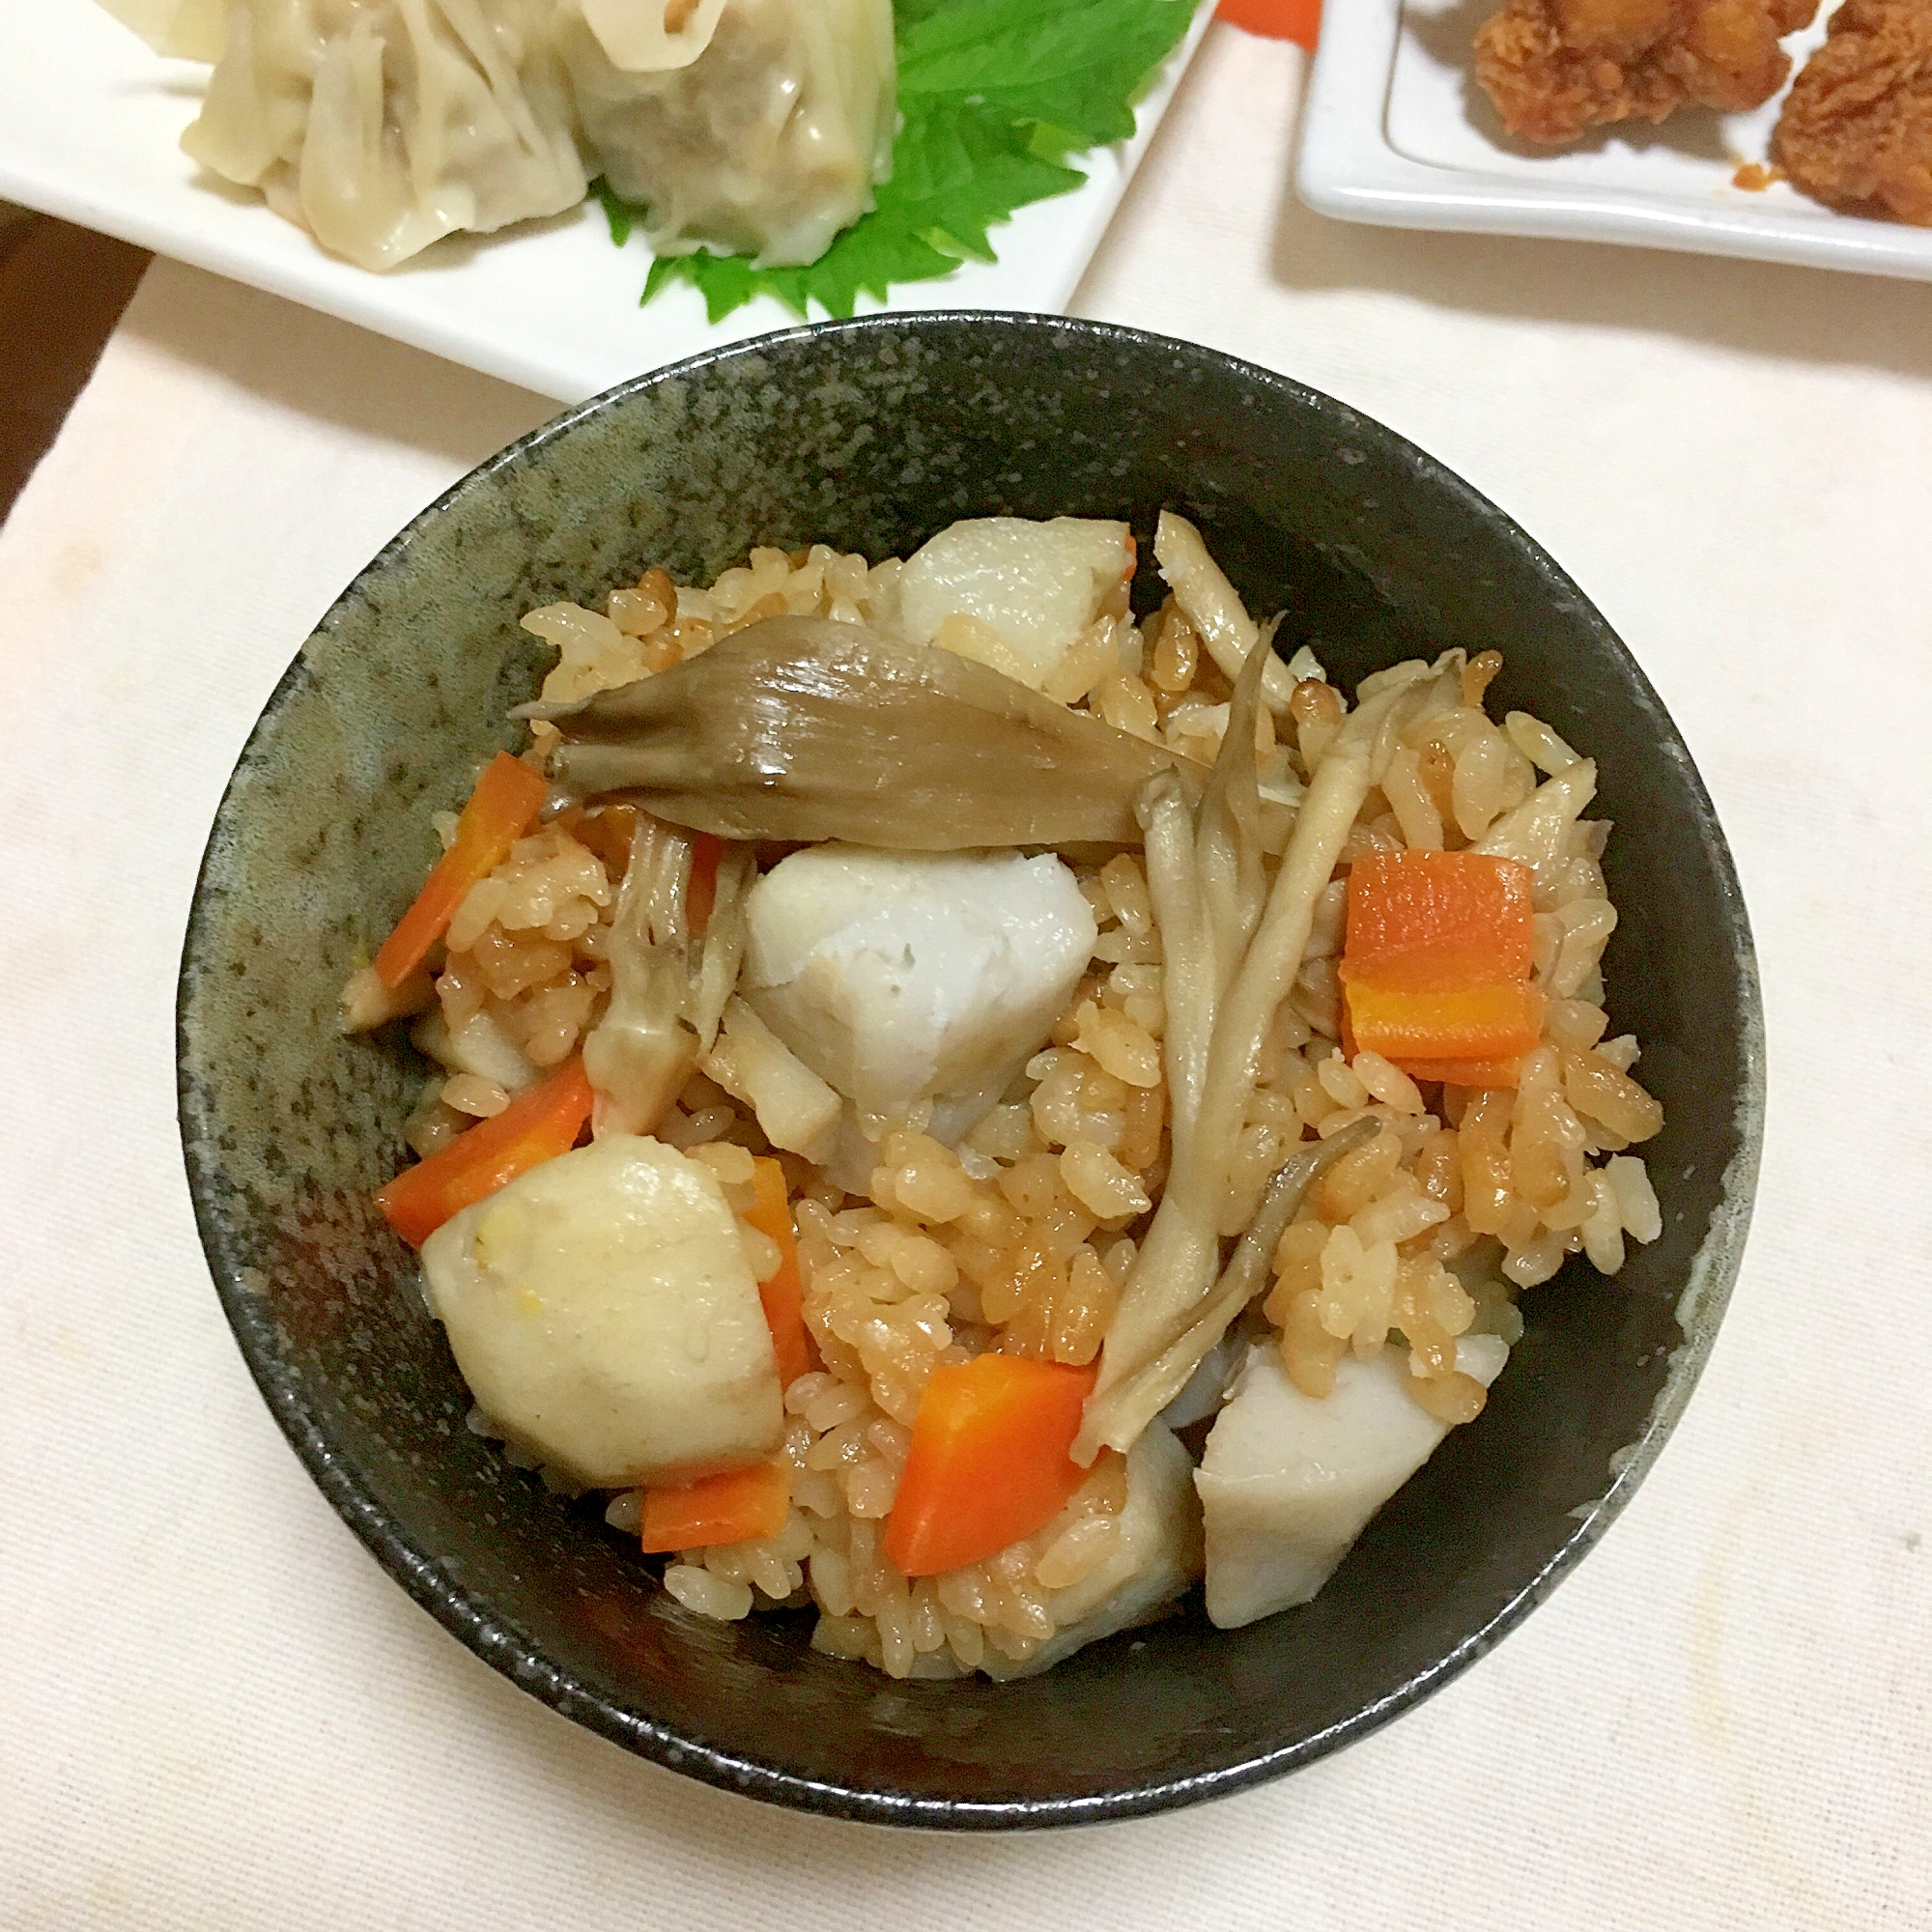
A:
[560,0,897,268]
[130,0,588,271]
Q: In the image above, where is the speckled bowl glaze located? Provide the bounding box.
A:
[179,314,1763,1829]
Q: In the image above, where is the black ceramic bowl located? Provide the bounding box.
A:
[178,314,1762,1828]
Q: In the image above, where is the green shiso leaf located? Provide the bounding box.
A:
[599,0,1200,323]
[595,179,636,247]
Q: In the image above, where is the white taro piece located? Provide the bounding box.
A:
[1196,1336,1510,1630]
[742,844,1098,1144]
[899,518,1136,694]
[420,1135,783,1489]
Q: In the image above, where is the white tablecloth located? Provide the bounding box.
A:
[4,28,1928,1927]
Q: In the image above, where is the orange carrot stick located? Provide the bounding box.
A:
[1217,0,1321,47]
[883,1355,1097,1578]
[640,1461,792,1553]
[373,753,546,989]
[1341,851,1541,1078]
[746,1158,813,1388]
[1342,850,1535,991]
[376,1058,593,1248]
[1396,1057,1526,1089]
[1342,980,1546,1065]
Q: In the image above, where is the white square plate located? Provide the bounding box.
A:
[0,0,1214,403]
[1296,0,1932,282]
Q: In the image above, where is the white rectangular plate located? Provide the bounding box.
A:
[0,0,1214,403]
[1297,0,1932,282]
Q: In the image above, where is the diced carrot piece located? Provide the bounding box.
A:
[686,831,724,939]
[746,1157,813,1388]
[640,1461,791,1553]
[1344,980,1545,1064]
[1217,0,1321,47]
[373,753,546,989]
[1396,1057,1526,1089]
[1342,850,1542,1068]
[376,1058,593,1248]
[1342,851,1535,992]
[883,1355,1097,1579]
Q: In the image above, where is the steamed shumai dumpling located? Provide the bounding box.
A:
[559,0,898,269]
[105,0,898,274]
[172,0,588,272]
[97,0,231,60]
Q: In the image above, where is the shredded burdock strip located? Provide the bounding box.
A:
[1079,1118,1378,1451]
[1192,612,1275,985]
[1074,638,1442,1463]
[582,814,753,1137]
[1140,778,1214,1173]
[1153,511,1300,715]
[1142,619,1276,1177]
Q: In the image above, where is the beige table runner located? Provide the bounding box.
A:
[3,30,1927,1928]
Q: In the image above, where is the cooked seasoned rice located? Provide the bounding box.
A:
[388,539,1663,1678]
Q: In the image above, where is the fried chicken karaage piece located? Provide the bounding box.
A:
[1776,0,1932,224]
[1476,0,1819,145]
